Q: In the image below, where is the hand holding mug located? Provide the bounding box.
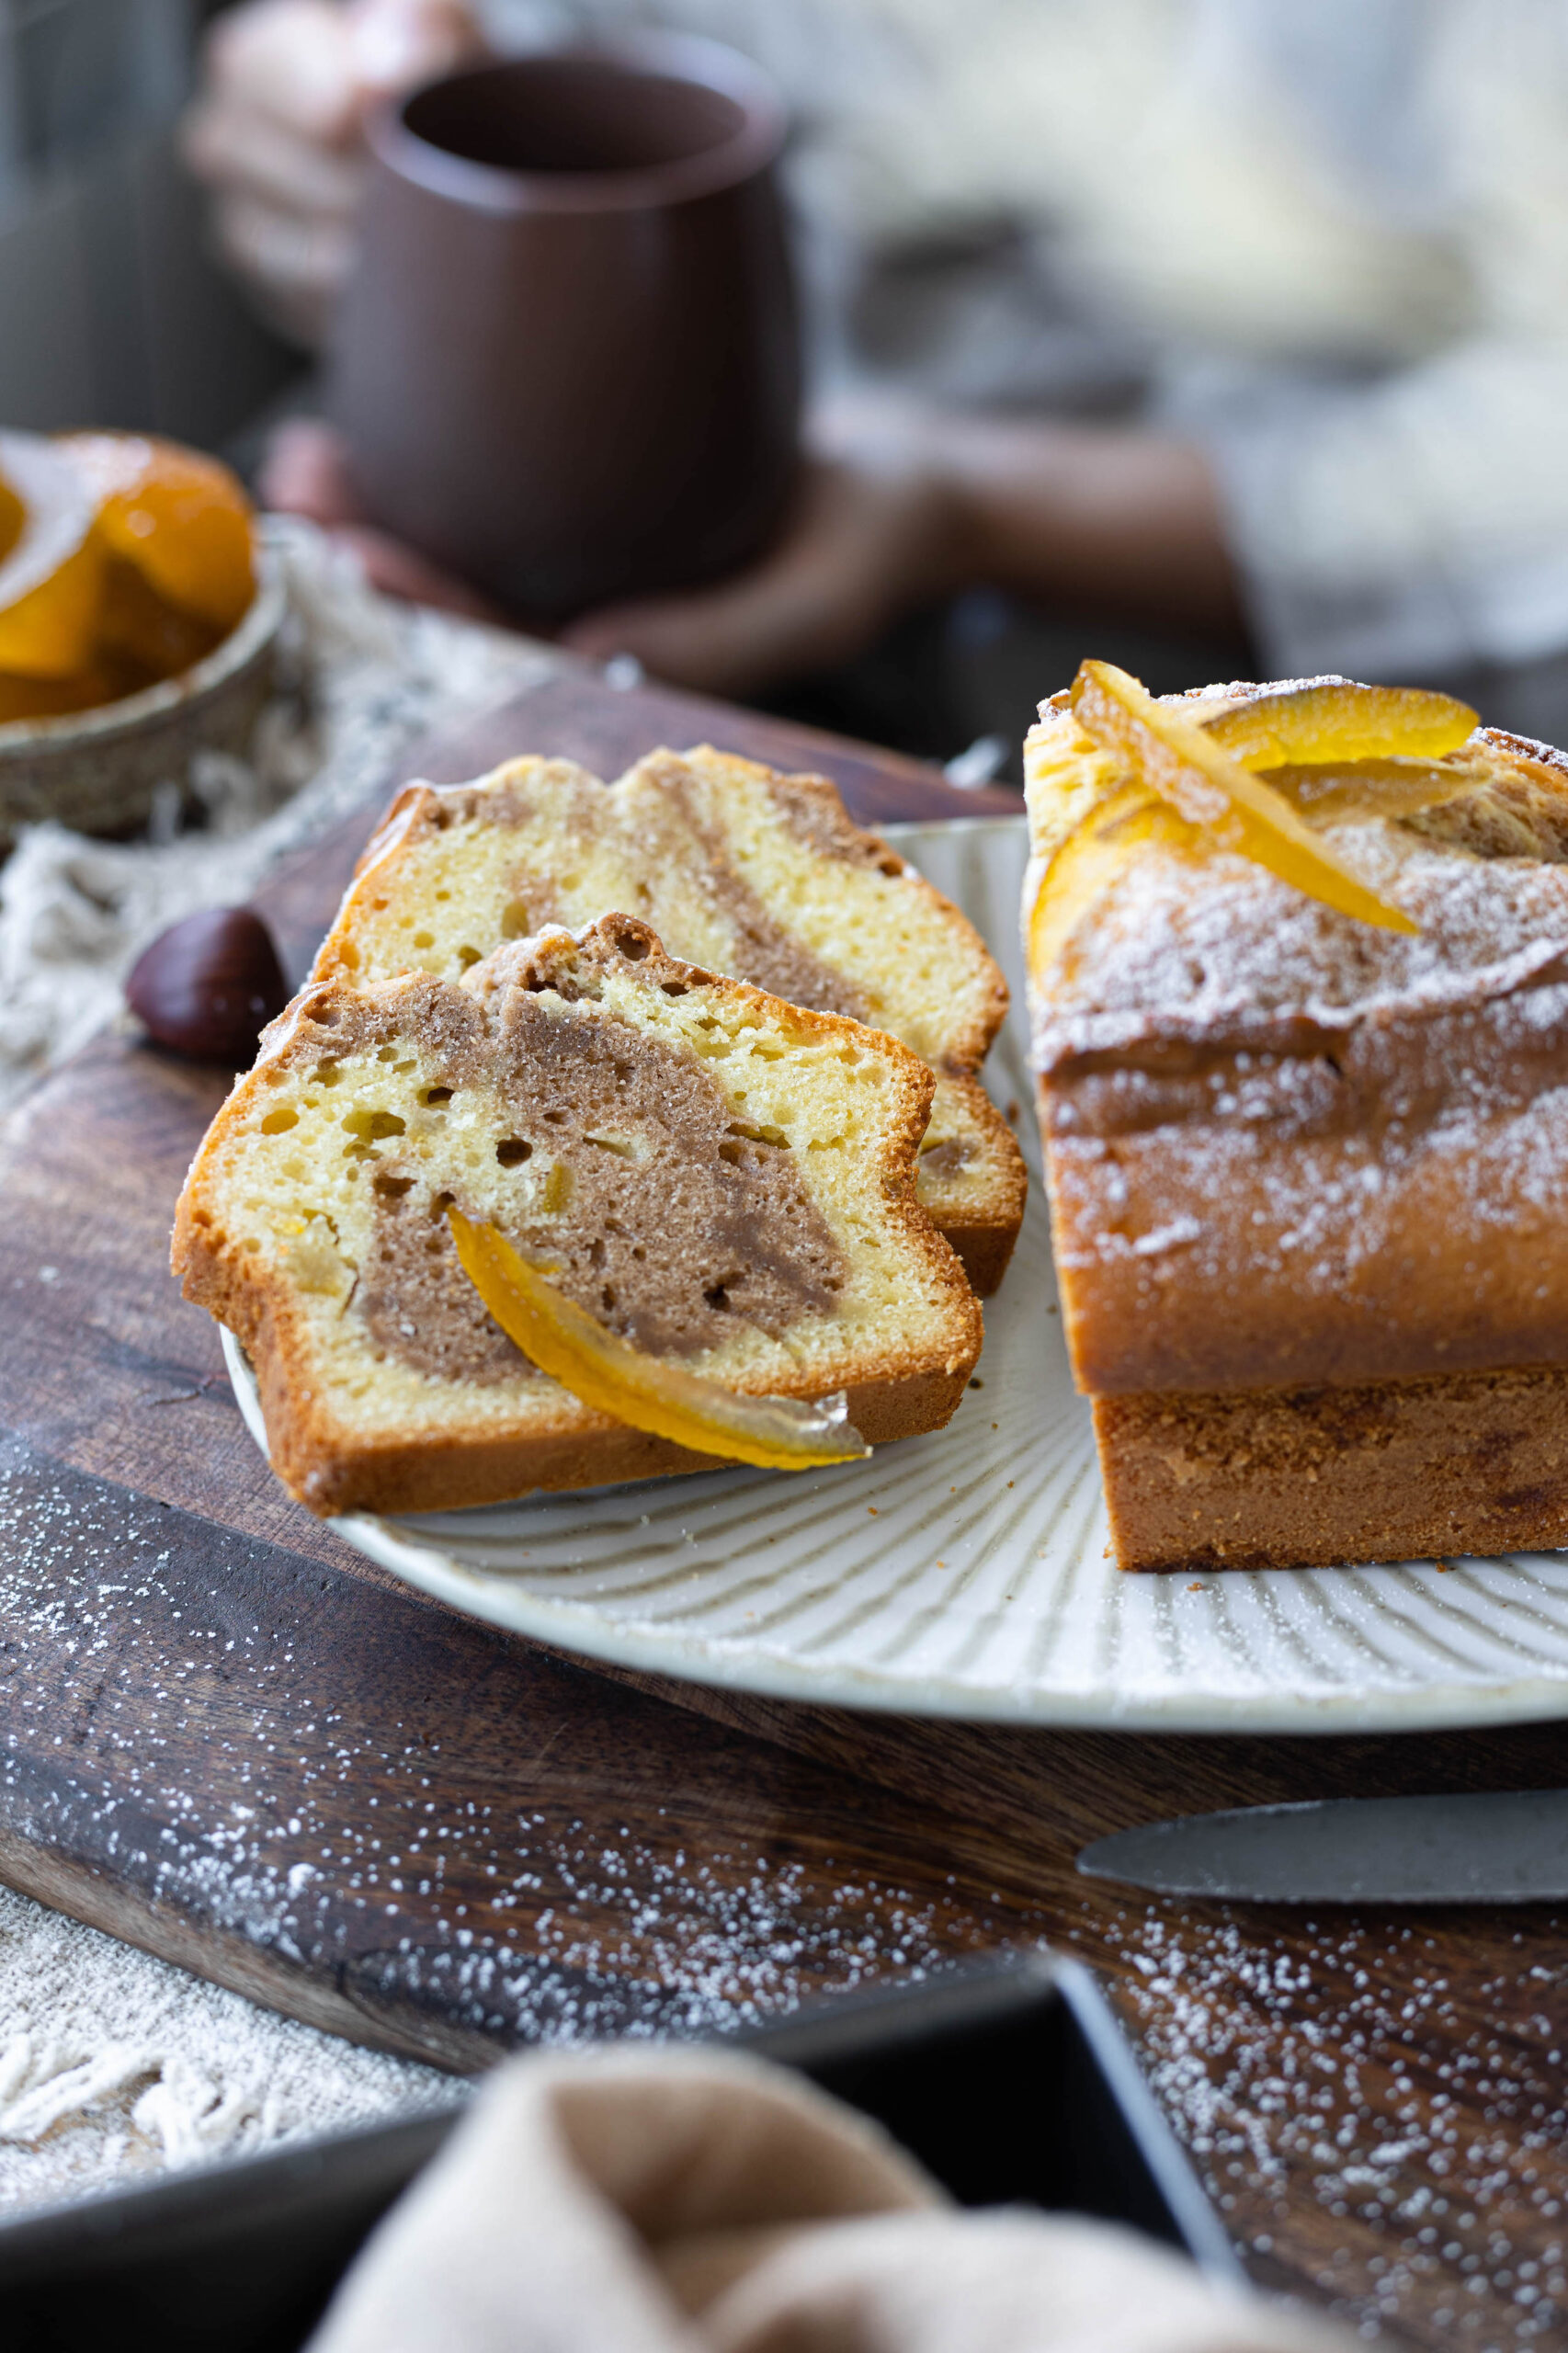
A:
[330,39,801,621]
[182,0,485,345]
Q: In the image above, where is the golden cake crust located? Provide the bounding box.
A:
[1027,699,1568,1401]
[1096,1366,1568,1572]
[1025,676,1568,1569]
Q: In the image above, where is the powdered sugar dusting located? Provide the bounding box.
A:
[1031,813,1568,1386]
[1083,1902,1568,2346]
[1033,823,1568,1070]
[0,1438,994,2214]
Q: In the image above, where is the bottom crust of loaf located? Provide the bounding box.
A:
[242,1324,971,1518]
[1095,1365,1568,1571]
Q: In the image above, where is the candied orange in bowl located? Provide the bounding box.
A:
[0,429,256,722]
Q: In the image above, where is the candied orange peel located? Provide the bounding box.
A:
[448,1208,870,1472]
[1205,679,1476,768]
[63,434,255,635]
[0,473,23,567]
[0,429,255,722]
[1028,779,1180,980]
[1070,661,1418,935]
[0,433,103,681]
[1264,758,1477,828]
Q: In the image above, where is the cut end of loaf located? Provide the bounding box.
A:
[176,915,983,1516]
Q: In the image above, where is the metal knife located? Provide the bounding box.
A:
[1078,1788,1568,1904]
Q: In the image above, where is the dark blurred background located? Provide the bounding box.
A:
[0,0,297,448]
[0,3,1235,773]
[12,4,1568,778]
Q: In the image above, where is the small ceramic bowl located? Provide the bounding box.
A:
[0,546,288,853]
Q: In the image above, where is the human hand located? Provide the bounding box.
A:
[564,400,1247,697]
[263,400,1242,689]
[260,416,510,620]
[182,0,484,347]
[562,402,969,700]
[261,415,948,668]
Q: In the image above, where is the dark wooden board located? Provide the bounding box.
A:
[3,654,1567,2347]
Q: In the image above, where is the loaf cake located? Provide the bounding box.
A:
[309,745,1026,1295]
[175,915,983,1516]
[1025,663,1568,1571]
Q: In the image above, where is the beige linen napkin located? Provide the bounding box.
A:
[307,2048,1347,2353]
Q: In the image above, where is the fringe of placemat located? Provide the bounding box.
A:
[0,1881,452,2215]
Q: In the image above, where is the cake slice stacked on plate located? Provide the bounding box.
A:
[310,744,1026,1294]
[1025,662,1568,1571]
[175,916,982,1516]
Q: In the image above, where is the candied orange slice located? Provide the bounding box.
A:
[0,432,103,679]
[1028,780,1188,982]
[62,433,255,633]
[1070,661,1416,934]
[448,1209,870,1471]
[0,663,131,724]
[1265,758,1476,828]
[97,555,225,678]
[1206,680,1476,767]
[0,472,22,567]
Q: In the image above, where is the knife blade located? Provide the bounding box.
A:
[1077,1788,1568,1904]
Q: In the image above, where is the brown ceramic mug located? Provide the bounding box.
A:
[329,36,801,623]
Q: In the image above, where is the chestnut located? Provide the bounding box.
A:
[126,906,289,1064]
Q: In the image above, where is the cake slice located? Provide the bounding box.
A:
[175,915,982,1517]
[309,744,1026,1295]
[1026,665,1568,1571]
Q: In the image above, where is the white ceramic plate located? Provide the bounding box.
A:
[226,817,1568,1732]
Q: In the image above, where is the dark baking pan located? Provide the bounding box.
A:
[0,1950,1236,2352]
